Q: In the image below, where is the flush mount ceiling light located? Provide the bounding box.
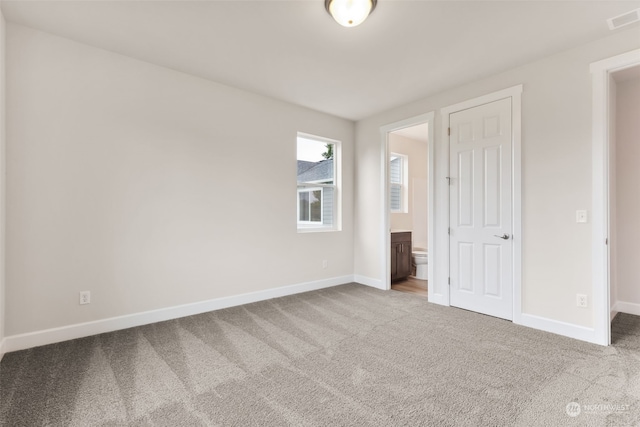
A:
[325,0,377,27]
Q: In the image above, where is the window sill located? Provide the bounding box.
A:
[297,226,340,233]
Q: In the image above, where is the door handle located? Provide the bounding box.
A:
[494,234,510,240]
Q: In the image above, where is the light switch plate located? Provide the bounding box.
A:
[576,210,588,223]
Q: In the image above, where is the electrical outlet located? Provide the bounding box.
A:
[79,291,91,305]
[577,294,588,308]
[576,210,588,223]
[322,260,328,269]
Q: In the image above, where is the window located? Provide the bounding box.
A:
[297,133,340,231]
[298,188,323,224]
[390,153,408,213]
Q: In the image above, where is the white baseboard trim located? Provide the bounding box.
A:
[428,293,448,306]
[3,275,354,354]
[613,301,640,316]
[0,338,6,362]
[518,313,601,345]
[353,275,385,290]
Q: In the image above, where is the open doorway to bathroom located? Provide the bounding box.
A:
[609,64,640,341]
[591,49,640,345]
[389,123,429,297]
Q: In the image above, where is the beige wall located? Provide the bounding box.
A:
[615,74,640,308]
[3,17,639,346]
[0,10,5,351]
[354,27,640,328]
[389,133,428,250]
[5,24,354,336]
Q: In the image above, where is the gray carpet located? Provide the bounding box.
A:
[0,283,638,426]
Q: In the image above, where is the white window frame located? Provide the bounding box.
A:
[297,132,341,232]
[390,153,408,213]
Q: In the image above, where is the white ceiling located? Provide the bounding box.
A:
[1,0,639,121]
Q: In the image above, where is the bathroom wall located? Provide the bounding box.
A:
[389,133,428,250]
[615,72,640,313]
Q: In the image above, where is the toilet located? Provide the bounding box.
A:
[412,250,428,280]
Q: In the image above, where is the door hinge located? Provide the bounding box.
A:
[448,127,451,136]
[448,277,451,285]
[446,177,451,185]
[606,238,608,245]
[448,227,451,236]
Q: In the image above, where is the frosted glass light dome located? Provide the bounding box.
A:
[325,0,377,28]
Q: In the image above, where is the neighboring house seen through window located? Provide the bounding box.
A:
[297,133,339,231]
[298,188,323,223]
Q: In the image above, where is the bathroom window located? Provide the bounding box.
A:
[297,133,340,231]
[390,153,408,213]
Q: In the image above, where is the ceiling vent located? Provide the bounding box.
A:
[607,9,640,30]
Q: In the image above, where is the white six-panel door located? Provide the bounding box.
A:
[449,98,513,320]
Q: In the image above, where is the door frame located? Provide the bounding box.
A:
[440,85,523,320]
[380,112,435,292]
[590,48,640,346]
